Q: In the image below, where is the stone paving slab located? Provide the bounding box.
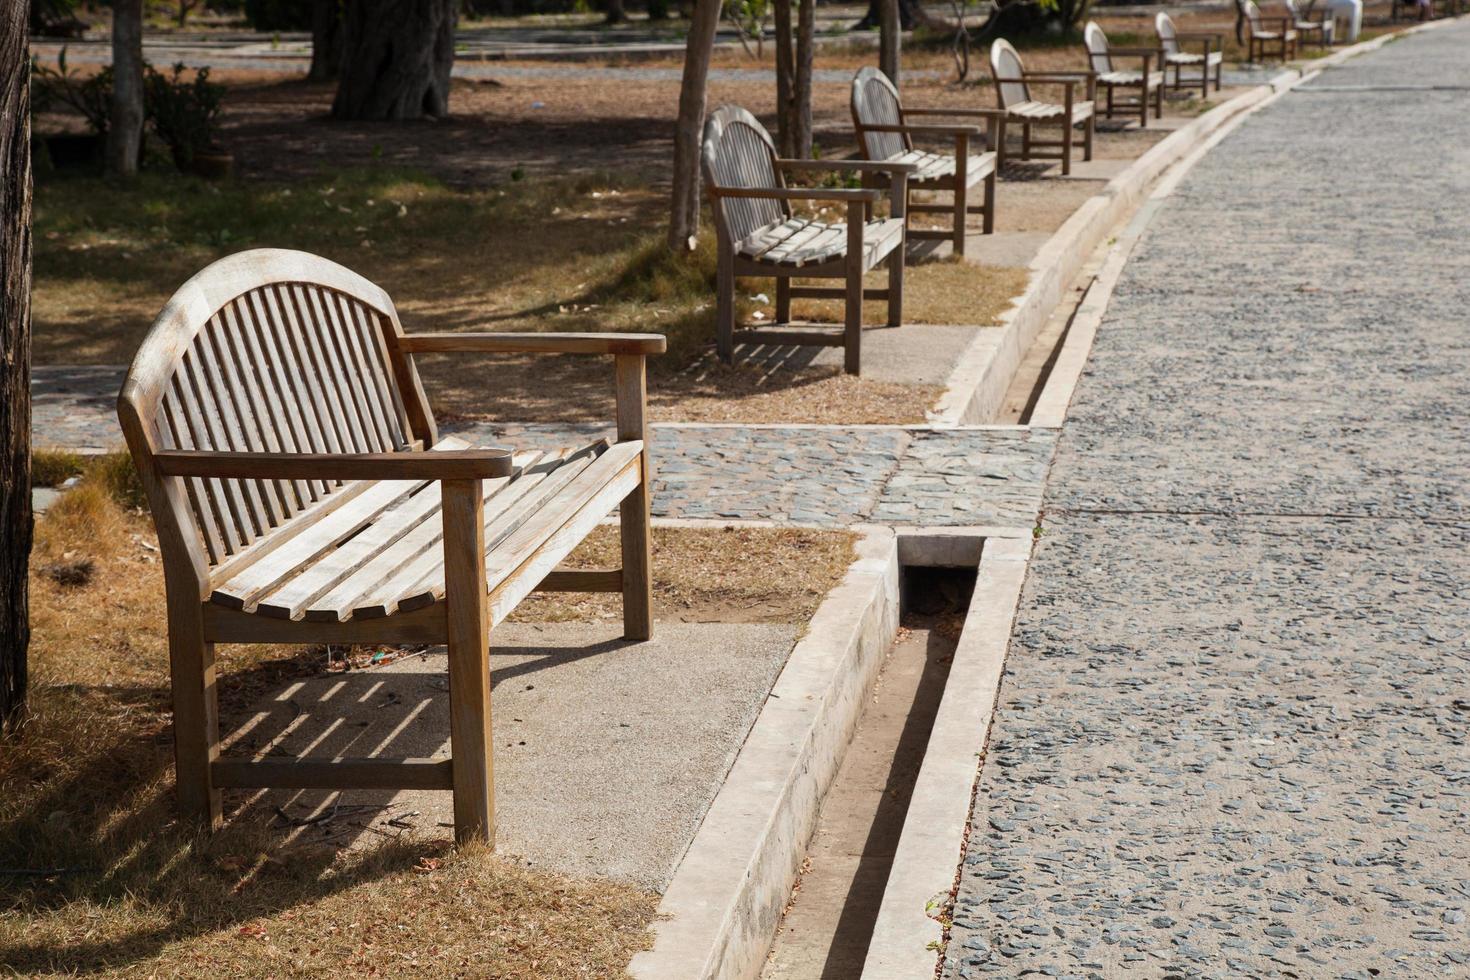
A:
[945,21,1470,980]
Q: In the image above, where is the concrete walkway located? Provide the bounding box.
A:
[944,23,1470,980]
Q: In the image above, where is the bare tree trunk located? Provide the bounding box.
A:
[667,0,722,252]
[880,0,900,84]
[106,0,144,177]
[308,0,343,82]
[793,0,814,158]
[606,0,628,23]
[773,0,795,158]
[333,0,457,120]
[0,0,33,735]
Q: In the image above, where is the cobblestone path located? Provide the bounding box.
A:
[943,23,1470,980]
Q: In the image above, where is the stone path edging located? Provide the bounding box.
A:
[628,526,900,980]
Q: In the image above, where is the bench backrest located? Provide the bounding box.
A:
[701,105,788,247]
[990,39,1030,109]
[1241,0,1265,31]
[1083,22,1113,74]
[851,67,909,162]
[1156,12,1182,55]
[117,249,436,585]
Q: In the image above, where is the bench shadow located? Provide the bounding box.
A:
[0,635,631,975]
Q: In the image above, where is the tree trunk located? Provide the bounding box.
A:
[106,0,144,177]
[773,0,795,158]
[606,0,628,24]
[880,0,900,84]
[0,0,33,735]
[308,0,343,82]
[793,0,814,158]
[333,0,457,120]
[667,0,722,252]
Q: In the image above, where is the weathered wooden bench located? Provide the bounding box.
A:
[702,104,914,375]
[1083,21,1164,129]
[117,248,664,845]
[1155,13,1225,99]
[850,66,1002,258]
[989,38,1096,177]
[1283,0,1334,49]
[1241,0,1299,62]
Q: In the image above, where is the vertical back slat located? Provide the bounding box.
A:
[222,297,314,512]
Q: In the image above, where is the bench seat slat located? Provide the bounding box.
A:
[301,444,596,622]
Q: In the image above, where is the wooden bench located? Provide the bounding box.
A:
[850,66,1002,257]
[117,248,664,846]
[1083,21,1164,129]
[702,104,914,375]
[1241,0,1299,61]
[1155,13,1225,99]
[1283,0,1334,48]
[989,38,1096,177]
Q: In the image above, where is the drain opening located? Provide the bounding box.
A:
[761,564,976,980]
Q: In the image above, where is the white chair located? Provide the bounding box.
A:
[1156,12,1225,99]
[1083,21,1165,128]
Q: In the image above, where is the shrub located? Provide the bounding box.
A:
[144,63,226,170]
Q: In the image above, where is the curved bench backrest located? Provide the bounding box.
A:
[1156,12,1181,55]
[1084,22,1113,74]
[701,105,788,246]
[851,67,909,161]
[117,249,434,580]
[990,39,1030,109]
[1241,0,1265,33]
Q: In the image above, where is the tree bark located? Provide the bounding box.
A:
[308,0,343,82]
[793,0,814,158]
[606,0,628,24]
[332,0,457,120]
[0,0,33,735]
[106,0,144,177]
[667,0,722,252]
[773,0,795,158]
[857,0,920,30]
[880,0,900,84]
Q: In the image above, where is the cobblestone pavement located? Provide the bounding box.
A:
[32,379,1054,530]
[944,23,1470,980]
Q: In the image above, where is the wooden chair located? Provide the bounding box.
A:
[117,248,664,846]
[1082,21,1164,129]
[1283,0,1335,47]
[702,104,913,376]
[1155,12,1225,99]
[988,38,1096,177]
[849,66,1002,257]
[1241,0,1299,61]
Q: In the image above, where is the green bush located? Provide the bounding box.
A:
[144,63,226,169]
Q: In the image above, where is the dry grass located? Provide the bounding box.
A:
[3,474,855,978]
[512,523,855,624]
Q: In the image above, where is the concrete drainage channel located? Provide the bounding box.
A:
[629,527,1031,980]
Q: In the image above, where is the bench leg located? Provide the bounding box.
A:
[1061,121,1072,177]
[952,180,967,258]
[1084,113,1095,163]
[982,170,996,235]
[443,479,494,847]
[716,242,735,364]
[887,244,904,328]
[615,354,654,641]
[775,277,791,324]
[844,218,863,375]
[169,607,221,830]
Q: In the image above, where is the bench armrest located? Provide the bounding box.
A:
[154,448,515,481]
[1174,31,1225,41]
[902,107,1007,120]
[1108,47,1161,56]
[399,332,667,356]
[857,122,984,137]
[776,158,920,174]
[713,186,884,203]
[1019,72,1095,82]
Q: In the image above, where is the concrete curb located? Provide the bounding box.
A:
[928,78,1287,427]
[860,535,1032,979]
[628,525,900,980]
